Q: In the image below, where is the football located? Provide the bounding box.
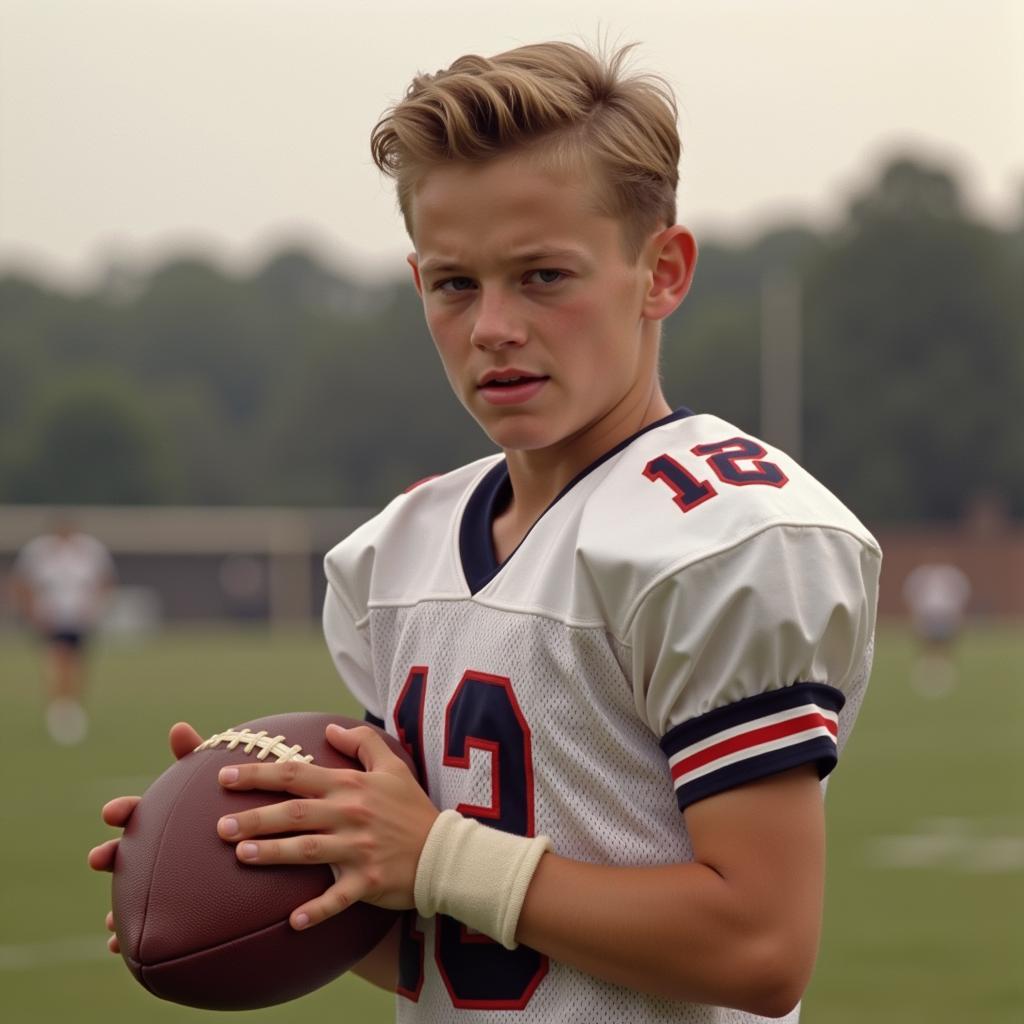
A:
[112,712,411,1010]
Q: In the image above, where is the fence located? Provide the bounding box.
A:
[2,504,1021,626]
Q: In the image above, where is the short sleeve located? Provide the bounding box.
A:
[322,579,382,722]
[88,537,116,582]
[12,538,40,579]
[627,524,880,811]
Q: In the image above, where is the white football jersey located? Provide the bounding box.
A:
[15,532,114,631]
[323,409,881,1024]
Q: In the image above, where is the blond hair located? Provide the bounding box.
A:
[370,42,680,259]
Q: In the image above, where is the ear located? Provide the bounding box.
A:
[407,252,424,298]
[642,226,697,321]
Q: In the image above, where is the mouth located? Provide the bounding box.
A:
[476,370,550,406]
[477,370,549,390]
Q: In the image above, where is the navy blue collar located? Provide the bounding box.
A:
[459,407,695,594]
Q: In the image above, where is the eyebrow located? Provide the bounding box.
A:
[418,248,589,275]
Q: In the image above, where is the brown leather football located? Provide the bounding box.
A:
[112,712,409,1010]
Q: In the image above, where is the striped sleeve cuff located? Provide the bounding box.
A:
[660,682,845,811]
[364,710,386,729]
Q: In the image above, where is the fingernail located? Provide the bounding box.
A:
[239,842,258,860]
[219,767,239,784]
[220,817,238,837]
[294,912,310,929]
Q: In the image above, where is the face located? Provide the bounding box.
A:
[407,153,694,467]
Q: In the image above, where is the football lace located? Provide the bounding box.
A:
[195,728,315,763]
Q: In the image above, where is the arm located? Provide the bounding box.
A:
[217,729,823,1016]
[517,764,824,1016]
[88,543,117,625]
[9,573,38,627]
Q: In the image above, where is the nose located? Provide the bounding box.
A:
[470,288,526,351]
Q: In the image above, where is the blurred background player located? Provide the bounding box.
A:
[902,560,972,697]
[10,517,115,744]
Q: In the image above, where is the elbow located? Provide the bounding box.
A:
[732,936,815,1019]
[739,981,805,1020]
[656,926,815,1014]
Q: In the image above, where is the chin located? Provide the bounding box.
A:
[479,417,558,454]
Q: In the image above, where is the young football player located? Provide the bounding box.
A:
[902,559,971,696]
[91,41,881,1021]
[12,517,115,744]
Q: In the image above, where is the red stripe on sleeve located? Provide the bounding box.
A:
[670,711,839,781]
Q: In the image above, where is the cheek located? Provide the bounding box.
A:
[564,272,637,330]
[556,290,634,359]
[545,294,600,347]
[423,306,458,354]
[424,313,470,388]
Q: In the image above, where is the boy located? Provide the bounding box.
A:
[91,42,880,1021]
[902,559,970,696]
[12,517,115,744]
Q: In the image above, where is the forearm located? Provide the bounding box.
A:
[517,855,811,1015]
[516,769,825,1016]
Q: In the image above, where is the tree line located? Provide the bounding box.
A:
[1,155,1021,522]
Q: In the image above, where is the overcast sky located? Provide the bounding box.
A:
[1,0,1021,286]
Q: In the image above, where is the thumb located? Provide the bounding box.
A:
[169,721,203,760]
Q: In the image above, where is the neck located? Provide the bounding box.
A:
[493,385,671,561]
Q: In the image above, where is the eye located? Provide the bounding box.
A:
[436,276,476,293]
[525,269,565,286]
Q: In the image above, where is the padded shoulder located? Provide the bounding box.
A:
[323,455,501,622]
[575,414,880,638]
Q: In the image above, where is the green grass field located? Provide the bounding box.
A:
[0,624,1020,1023]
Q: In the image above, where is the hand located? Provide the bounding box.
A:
[215,724,438,931]
[87,721,203,953]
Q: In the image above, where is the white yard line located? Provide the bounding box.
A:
[866,817,1024,872]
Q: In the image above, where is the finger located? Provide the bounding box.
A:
[88,837,121,872]
[289,878,364,931]
[105,912,121,954]
[218,759,338,797]
[101,795,141,827]
[169,721,203,760]
[217,798,344,841]
[326,724,406,774]
[231,832,349,869]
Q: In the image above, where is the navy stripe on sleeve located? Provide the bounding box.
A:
[660,682,845,810]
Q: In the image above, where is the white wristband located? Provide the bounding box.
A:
[414,809,551,950]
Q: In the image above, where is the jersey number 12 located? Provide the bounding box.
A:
[644,436,788,512]
[394,666,548,1010]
